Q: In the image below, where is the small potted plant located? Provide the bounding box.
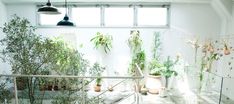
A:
[90,32,113,53]
[90,62,105,92]
[146,59,164,94]
[161,56,179,89]
[94,77,102,92]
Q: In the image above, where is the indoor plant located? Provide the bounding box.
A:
[90,32,113,53]
[89,62,105,92]
[0,15,89,104]
[128,30,145,75]
[161,56,179,88]
[146,32,163,94]
[0,77,12,104]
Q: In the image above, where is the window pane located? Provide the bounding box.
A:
[137,8,168,26]
[105,8,133,26]
[39,8,66,25]
[72,7,100,26]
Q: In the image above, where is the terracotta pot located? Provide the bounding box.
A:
[94,85,101,92]
[146,75,162,94]
[224,49,230,55]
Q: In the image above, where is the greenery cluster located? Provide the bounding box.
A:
[148,32,162,76]
[128,30,146,75]
[0,15,89,104]
[90,32,113,53]
[0,77,13,103]
[148,32,179,80]
[89,62,105,86]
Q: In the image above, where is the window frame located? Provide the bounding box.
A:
[36,3,170,28]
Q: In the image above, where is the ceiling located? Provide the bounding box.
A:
[2,0,212,4]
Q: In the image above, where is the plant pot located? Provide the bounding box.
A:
[16,77,26,90]
[47,85,53,91]
[39,85,46,91]
[94,85,101,92]
[146,75,162,94]
[54,85,59,91]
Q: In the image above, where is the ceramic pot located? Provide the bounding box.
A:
[146,75,162,94]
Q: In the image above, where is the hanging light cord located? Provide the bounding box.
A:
[65,0,68,16]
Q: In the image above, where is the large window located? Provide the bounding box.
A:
[137,7,168,26]
[104,7,133,26]
[72,7,101,26]
[37,4,169,27]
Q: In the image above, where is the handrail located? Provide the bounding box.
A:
[0,74,143,79]
[0,63,144,104]
[135,63,144,77]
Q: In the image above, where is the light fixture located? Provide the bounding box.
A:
[38,0,61,14]
[57,0,74,26]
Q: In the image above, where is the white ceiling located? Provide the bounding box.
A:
[2,0,212,4]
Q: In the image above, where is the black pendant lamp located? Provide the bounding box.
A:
[57,0,74,26]
[38,0,61,14]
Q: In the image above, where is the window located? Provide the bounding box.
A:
[37,4,169,27]
[137,7,168,26]
[72,7,101,26]
[39,8,66,26]
[104,7,133,26]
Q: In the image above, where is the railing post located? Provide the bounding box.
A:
[13,77,19,104]
[82,78,85,104]
[219,77,224,104]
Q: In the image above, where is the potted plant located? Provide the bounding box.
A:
[161,56,179,88]
[90,62,105,92]
[94,77,102,92]
[90,32,113,53]
[146,59,164,94]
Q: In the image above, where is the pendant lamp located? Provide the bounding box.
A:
[38,0,61,14]
[57,0,74,26]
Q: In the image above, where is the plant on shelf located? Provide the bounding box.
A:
[90,62,105,92]
[90,32,113,53]
[0,15,89,104]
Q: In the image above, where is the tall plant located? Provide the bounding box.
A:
[128,30,145,75]
[148,32,162,76]
[0,15,89,104]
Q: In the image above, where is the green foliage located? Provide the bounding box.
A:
[128,50,146,74]
[152,32,161,60]
[148,59,163,76]
[0,77,13,103]
[90,62,105,85]
[90,32,113,53]
[128,30,142,53]
[148,32,162,76]
[0,15,89,104]
[128,30,146,75]
[161,56,179,78]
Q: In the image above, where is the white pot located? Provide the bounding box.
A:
[146,75,163,94]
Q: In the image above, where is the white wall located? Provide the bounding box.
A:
[0,0,11,74]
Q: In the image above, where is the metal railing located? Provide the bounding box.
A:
[0,63,144,104]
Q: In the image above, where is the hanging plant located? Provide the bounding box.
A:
[90,32,113,53]
[128,30,142,54]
